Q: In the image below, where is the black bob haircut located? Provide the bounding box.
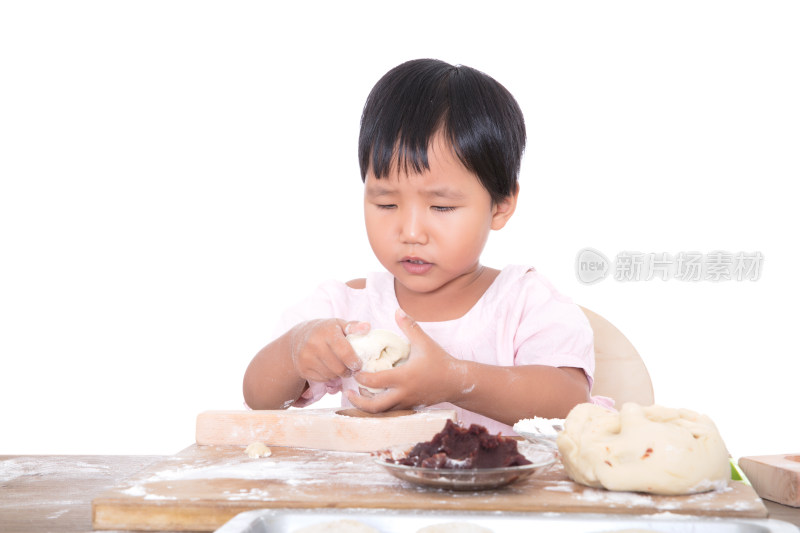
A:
[358,58,526,204]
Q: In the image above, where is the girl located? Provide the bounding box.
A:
[243,58,609,435]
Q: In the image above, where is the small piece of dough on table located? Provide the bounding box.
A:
[244,442,272,458]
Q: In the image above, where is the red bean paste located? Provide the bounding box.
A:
[390,419,532,469]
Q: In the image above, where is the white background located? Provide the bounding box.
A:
[1,1,797,458]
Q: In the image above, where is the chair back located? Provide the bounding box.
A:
[581,306,654,407]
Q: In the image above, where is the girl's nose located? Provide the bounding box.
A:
[399,208,428,245]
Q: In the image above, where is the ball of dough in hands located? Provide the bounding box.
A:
[346,329,410,394]
[556,402,730,495]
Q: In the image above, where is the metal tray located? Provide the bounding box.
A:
[215,509,799,532]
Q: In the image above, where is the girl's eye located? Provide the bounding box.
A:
[432,206,456,212]
[376,204,397,210]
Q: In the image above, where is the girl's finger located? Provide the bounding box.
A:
[353,367,402,389]
[330,334,362,373]
[343,320,371,336]
[317,349,350,379]
[346,389,401,414]
[395,308,431,347]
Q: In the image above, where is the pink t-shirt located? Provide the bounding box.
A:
[273,265,611,435]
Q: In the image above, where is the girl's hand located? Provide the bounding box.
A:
[346,309,464,412]
[290,319,370,383]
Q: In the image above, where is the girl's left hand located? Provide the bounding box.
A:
[346,309,465,412]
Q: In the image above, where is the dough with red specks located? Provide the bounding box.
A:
[556,402,729,495]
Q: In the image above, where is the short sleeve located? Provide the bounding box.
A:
[512,271,596,388]
[272,279,347,338]
[268,279,351,408]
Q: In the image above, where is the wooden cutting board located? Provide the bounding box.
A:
[195,408,457,451]
[93,444,767,531]
[739,454,800,507]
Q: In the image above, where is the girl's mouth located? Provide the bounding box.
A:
[401,257,433,275]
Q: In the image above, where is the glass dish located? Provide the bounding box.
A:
[375,442,557,491]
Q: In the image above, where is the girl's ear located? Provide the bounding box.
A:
[491,183,520,230]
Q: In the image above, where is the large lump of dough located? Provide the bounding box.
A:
[346,329,410,393]
[556,402,729,495]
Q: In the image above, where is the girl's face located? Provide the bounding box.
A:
[363,134,517,299]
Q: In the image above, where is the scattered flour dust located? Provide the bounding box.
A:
[138,453,367,482]
[577,488,655,507]
[0,457,109,484]
[121,485,147,497]
[543,482,575,493]
[115,448,403,502]
[121,485,176,500]
[47,509,69,520]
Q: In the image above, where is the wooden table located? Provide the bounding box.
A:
[2,454,799,532]
[0,455,181,533]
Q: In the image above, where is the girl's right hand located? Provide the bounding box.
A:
[289,319,370,383]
